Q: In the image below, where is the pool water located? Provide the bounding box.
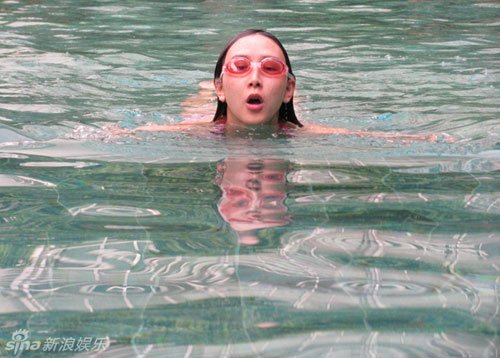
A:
[1,0,499,357]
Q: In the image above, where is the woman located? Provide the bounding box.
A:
[210,29,300,134]
[121,29,453,142]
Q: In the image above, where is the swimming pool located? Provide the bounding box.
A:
[1,0,499,357]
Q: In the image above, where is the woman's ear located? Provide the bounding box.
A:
[214,161,226,185]
[215,79,226,102]
[283,78,296,104]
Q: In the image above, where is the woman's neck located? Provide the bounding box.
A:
[223,114,280,135]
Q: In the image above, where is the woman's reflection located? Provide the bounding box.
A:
[215,158,292,245]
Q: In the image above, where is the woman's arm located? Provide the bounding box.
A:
[113,79,454,142]
[302,122,455,143]
[179,80,217,119]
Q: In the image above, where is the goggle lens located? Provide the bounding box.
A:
[261,58,285,75]
[224,57,287,77]
[227,58,252,74]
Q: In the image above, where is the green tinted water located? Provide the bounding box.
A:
[0,0,499,357]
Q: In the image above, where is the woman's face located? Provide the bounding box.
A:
[215,34,295,128]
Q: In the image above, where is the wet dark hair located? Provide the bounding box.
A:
[212,29,303,127]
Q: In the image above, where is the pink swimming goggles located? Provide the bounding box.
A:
[220,57,295,81]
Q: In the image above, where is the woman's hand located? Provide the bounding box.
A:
[105,123,142,139]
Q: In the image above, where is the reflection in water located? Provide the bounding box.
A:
[215,158,292,245]
[0,157,498,357]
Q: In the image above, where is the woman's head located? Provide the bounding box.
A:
[213,29,302,128]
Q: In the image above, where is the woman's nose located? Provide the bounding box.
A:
[248,65,262,87]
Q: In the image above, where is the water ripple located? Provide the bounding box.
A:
[68,204,160,217]
[20,161,98,168]
[0,174,56,187]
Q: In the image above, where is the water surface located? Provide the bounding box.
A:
[0,0,499,357]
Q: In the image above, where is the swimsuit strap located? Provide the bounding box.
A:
[278,121,293,134]
[211,118,226,134]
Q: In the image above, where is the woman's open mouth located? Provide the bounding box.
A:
[246,94,264,110]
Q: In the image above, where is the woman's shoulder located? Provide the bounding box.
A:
[278,119,350,134]
[299,122,351,134]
